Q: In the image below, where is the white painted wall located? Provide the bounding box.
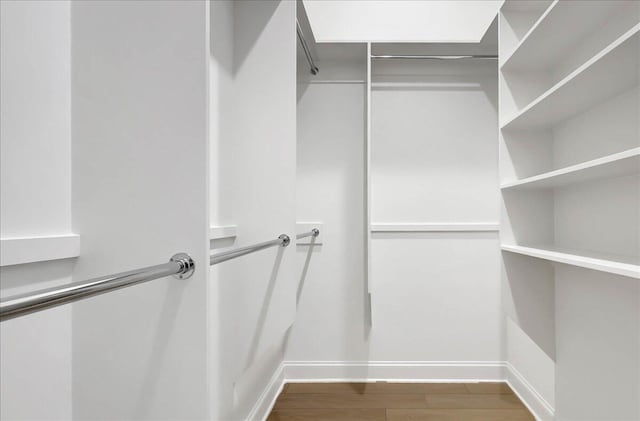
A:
[303,0,503,43]
[71,1,210,419]
[0,1,73,419]
[555,266,639,420]
[209,1,297,419]
[289,43,503,378]
[287,45,369,363]
[0,0,71,238]
[370,57,502,366]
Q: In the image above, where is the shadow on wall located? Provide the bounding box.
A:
[209,0,289,419]
[502,251,556,360]
[0,259,76,292]
[230,247,287,418]
[243,246,286,372]
[292,73,371,380]
[134,281,187,418]
[296,236,317,305]
[233,1,279,75]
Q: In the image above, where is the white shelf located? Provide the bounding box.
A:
[296,222,324,245]
[371,223,499,233]
[501,0,623,72]
[0,234,80,266]
[501,148,640,190]
[502,0,552,14]
[502,25,639,130]
[209,225,237,240]
[501,244,640,279]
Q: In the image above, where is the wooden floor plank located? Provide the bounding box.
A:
[464,382,514,394]
[274,393,428,409]
[387,408,535,421]
[425,394,526,410]
[268,408,386,421]
[286,382,424,394]
[421,383,468,394]
[268,383,535,420]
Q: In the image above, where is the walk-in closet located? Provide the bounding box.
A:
[1,1,638,420]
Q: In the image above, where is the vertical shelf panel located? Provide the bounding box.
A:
[365,42,373,325]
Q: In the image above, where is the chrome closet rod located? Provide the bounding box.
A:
[296,20,319,75]
[0,253,195,322]
[371,54,498,60]
[296,228,320,240]
[210,234,290,266]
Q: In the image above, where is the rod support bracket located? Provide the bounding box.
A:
[311,228,320,237]
[279,234,291,247]
[171,253,195,279]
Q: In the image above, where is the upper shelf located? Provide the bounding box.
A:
[502,244,640,279]
[0,234,80,266]
[371,223,499,233]
[501,148,640,190]
[501,0,624,72]
[501,25,639,131]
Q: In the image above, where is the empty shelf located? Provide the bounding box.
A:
[501,0,624,72]
[371,223,499,232]
[501,148,640,190]
[501,244,640,279]
[501,26,639,130]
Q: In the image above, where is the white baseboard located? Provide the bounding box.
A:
[247,361,555,421]
[246,363,285,421]
[506,362,555,421]
[283,361,506,382]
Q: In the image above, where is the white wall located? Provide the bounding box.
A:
[287,44,369,363]
[370,57,502,367]
[303,0,502,43]
[555,266,639,420]
[289,43,503,379]
[209,1,298,419]
[71,1,210,419]
[0,1,73,419]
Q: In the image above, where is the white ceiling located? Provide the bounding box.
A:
[302,0,504,43]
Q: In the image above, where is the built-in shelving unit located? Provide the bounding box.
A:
[502,244,639,279]
[500,0,639,279]
[501,148,640,190]
[501,1,639,418]
[502,26,639,130]
[502,0,624,72]
[499,0,554,65]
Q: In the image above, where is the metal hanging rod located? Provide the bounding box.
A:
[371,55,498,60]
[210,234,290,266]
[0,253,195,322]
[296,228,320,240]
[296,20,319,75]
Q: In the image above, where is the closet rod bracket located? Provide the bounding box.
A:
[279,234,291,247]
[171,252,196,280]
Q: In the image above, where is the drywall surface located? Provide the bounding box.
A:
[0,1,73,419]
[370,59,502,365]
[0,0,71,238]
[371,61,499,223]
[71,1,210,419]
[209,1,297,418]
[289,49,503,375]
[555,266,639,420]
[287,46,369,363]
[303,0,502,43]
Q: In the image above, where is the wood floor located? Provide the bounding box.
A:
[268,382,535,420]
